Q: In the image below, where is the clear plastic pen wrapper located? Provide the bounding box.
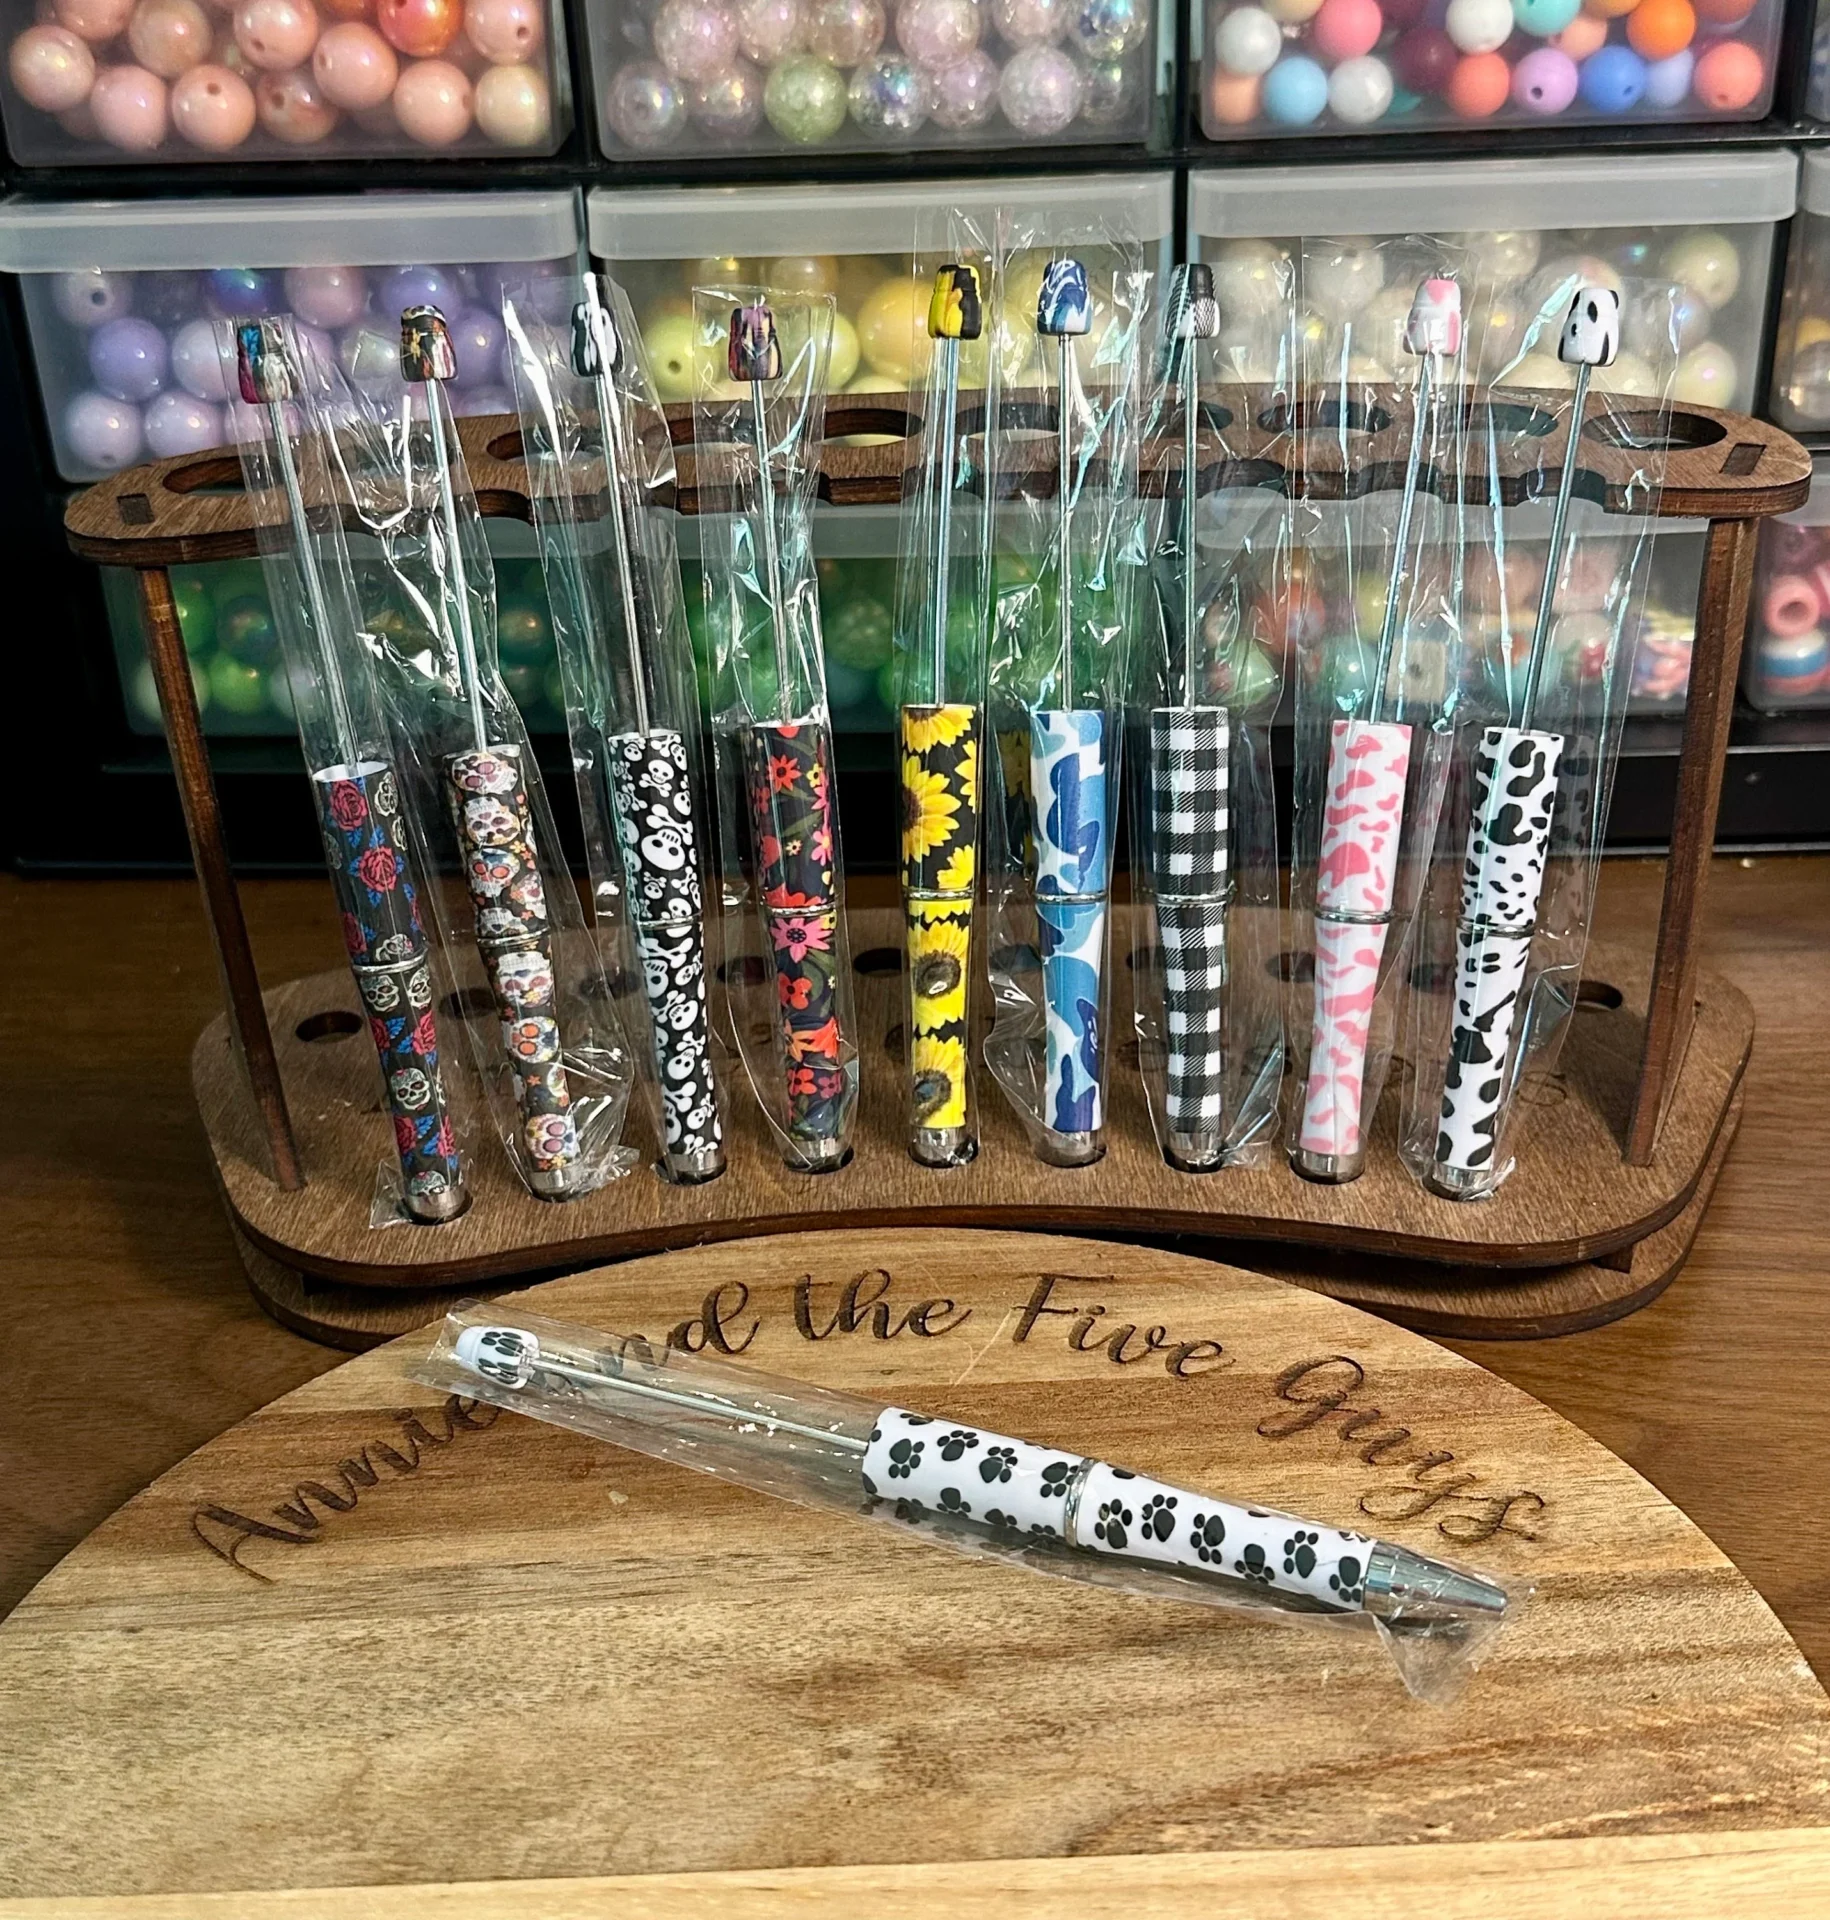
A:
[983,221,1150,1168]
[1284,237,1472,1186]
[311,331,638,1200]
[504,273,728,1185]
[1128,260,1292,1175]
[693,286,860,1172]
[1400,274,1675,1202]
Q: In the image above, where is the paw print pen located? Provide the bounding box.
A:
[1151,265,1233,1173]
[733,299,849,1168]
[1031,259,1112,1168]
[901,265,984,1170]
[424,1304,1509,1695]
[1426,286,1617,1199]
[402,303,582,1197]
[231,318,466,1224]
[1294,277,1460,1185]
[572,283,724,1185]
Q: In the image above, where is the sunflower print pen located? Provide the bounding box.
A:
[900,265,984,1168]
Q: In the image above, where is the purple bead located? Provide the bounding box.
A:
[380,265,461,317]
[447,307,507,388]
[170,318,229,402]
[604,58,689,147]
[137,271,203,329]
[453,384,514,417]
[476,257,571,322]
[204,267,279,321]
[998,41,1082,134]
[52,270,133,329]
[928,46,998,124]
[144,392,224,458]
[88,317,169,404]
[1510,45,1577,112]
[64,391,145,472]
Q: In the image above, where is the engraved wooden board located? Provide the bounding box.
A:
[1,1230,1823,1907]
[197,911,1752,1292]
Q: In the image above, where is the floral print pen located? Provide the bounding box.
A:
[900,265,984,1169]
[732,299,850,1167]
[230,318,466,1224]
[1030,259,1111,1167]
[401,303,582,1197]
[420,1303,1511,1703]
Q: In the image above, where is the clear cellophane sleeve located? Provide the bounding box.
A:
[981,218,1151,1164]
[303,332,637,1199]
[1398,273,1676,1199]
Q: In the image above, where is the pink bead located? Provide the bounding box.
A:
[1810,562,1830,623]
[311,20,395,104]
[8,25,95,109]
[1763,574,1822,638]
[652,0,738,79]
[473,55,546,137]
[54,0,134,44]
[283,263,368,326]
[255,60,338,135]
[463,0,541,60]
[169,58,253,140]
[897,0,976,62]
[926,43,994,122]
[391,53,471,138]
[803,0,881,63]
[1311,0,1381,61]
[233,0,318,69]
[997,39,1078,130]
[128,0,212,75]
[988,0,1062,48]
[89,62,169,146]
[735,0,800,61]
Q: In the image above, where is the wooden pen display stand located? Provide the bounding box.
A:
[64,392,1809,1348]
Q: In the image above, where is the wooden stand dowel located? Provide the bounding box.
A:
[1627,515,1758,1165]
[137,565,304,1193]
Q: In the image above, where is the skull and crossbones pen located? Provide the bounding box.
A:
[417,1303,1509,1681]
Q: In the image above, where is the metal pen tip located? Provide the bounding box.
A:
[1364,1542,1509,1624]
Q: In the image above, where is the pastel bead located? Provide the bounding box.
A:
[687,55,764,131]
[1692,37,1763,112]
[1213,4,1281,75]
[1263,0,1322,19]
[9,26,95,111]
[1755,628,1830,697]
[170,62,256,145]
[1640,44,1690,105]
[89,316,167,400]
[170,316,230,397]
[1663,230,1739,309]
[206,265,279,316]
[255,62,340,138]
[738,0,804,61]
[377,0,461,57]
[1511,43,1576,109]
[463,0,542,60]
[55,269,133,326]
[127,0,212,77]
[927,47,997,122]
[380,263,457,309]
[1262,52,1328,120]
[475,56,548,138]
[1672,339,1736,405]
[1445,0,1510,53]
[1762,574,1822,638]
[312,21,397,107]
[392,55,472,138]
[603,59,688,144]
[443,306,504,385]
[1327,51,1391,119]
[762,51,845,138]
[1445,49,1509,113]
[234,0,319,70]
[1204,65,1260,119]
[1811,561,1830,615]
[989,0,1065,46]
[998,41,1080,131]
[1511,0,1577,31]
[90,62,169,147]
[1312,0,1381,61]
[804,0,884,61]
[1577,43,1644,111]
[1551,12,1605,53]
[144,390,222,456]
[54,0,134,43]
[65,391,144,469]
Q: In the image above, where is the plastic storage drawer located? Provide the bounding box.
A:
[1743,457,1830,713]
[1,0,567,164]
[1767,154,1830,435]
[1198,0,1779,142]
[0,189,583,482]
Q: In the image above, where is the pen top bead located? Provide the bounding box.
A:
[1037,258,1092,338]
[1404,276,1463,357]
[571,294,619,380]
[1164,263,1219,344]
[454,1324,539,1388]
[729,301,782,383]
[1559,283,1621,370]
[399,304,457,384]
[236,317,293,406]
[927,263,983,343]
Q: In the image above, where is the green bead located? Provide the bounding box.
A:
[209,652,268,716]
[171,570,214,655]
[212,559,266,606]
[823,590,893,671]
[542,666,567,718]
[217,594,280,667]
[502,661,544,712]
[498,599,552,666]
[764,55,847,145]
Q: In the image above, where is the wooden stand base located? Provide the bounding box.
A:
[201,913,1751,1345]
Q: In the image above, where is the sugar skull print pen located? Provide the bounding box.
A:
[420,1303,1511,1701]
[229,316,467,1224]
[1294,276,1461,1185]
[1427,285,1618,1198]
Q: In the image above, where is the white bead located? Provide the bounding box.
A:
[1305,240,1384,318]
[1326,51,1390,121]
[1213,4,1282,74]
[1445,0,1510,53]
[1210,237,1291,320]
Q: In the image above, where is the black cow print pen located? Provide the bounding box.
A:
[1428,283,1619,1197]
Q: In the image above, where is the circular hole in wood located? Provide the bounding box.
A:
[439,987,497,1021]
[1271,948,1314,984]
[484,427,525,462]
[1584,410,1725,453]
[853,947,904,976]
[1575,978,1624,1010]
[719,956,769,986]
[1256,397,1393,437]
[1460,400,1556,439]
[160,454,245,496]
[295,1009,362,1044]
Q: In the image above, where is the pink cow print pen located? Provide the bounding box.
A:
[1294,276,1460,1184]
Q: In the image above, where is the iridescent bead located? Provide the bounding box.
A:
[990,0,1064,45]
[997,40,1080,131]
[762,49,846,137]
[651,0,738,80]
[735,0,802,60]
[847,47,925,128]
[1077,51,1138,120]
[895,0,976,63]
[689,53,763,130]
[803,0,882,62]
[1066,0,1145,59]
[926,44,996,121]
[603,57,687,143]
